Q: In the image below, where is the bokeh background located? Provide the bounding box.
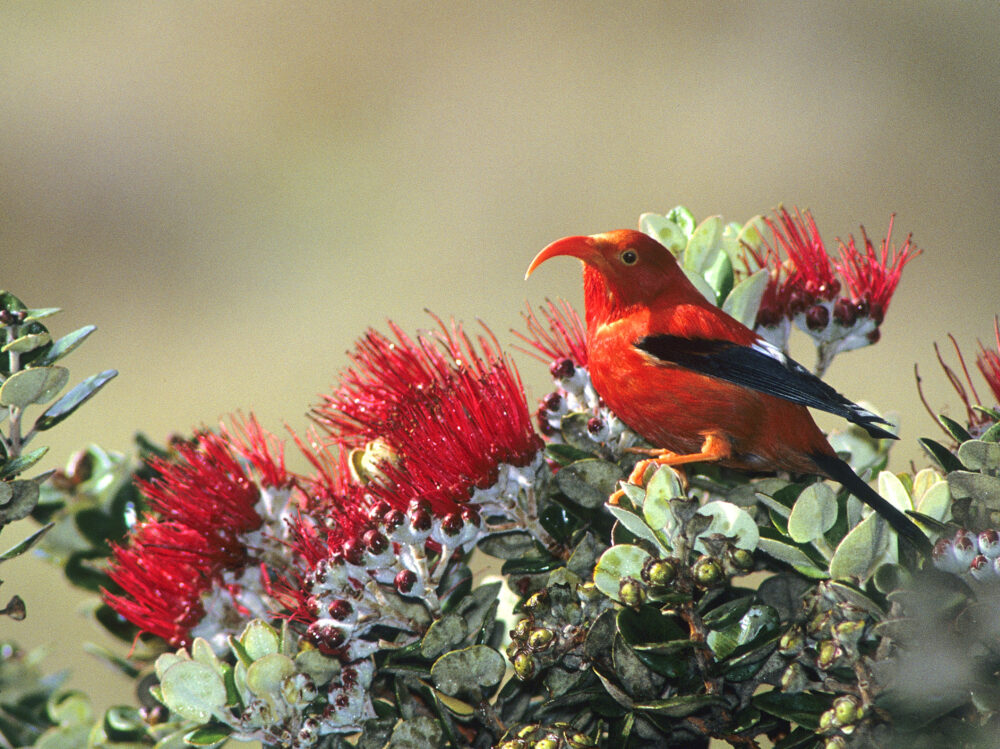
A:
[3,1,999,715]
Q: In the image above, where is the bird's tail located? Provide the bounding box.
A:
[810,452,932,555]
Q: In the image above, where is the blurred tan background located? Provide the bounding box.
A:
[3,1,999,713]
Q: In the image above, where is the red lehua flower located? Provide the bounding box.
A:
[368,362,543,515]
[104,416,288,646]
[513,299,588,367]
[917,322,1000,439]
[762,207,841,314]
[976,316,1000,403]
[833,215,920,325]
[313,315,502,446]
[314,316,542,517]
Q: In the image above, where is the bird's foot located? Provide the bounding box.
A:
[608,455,689,505]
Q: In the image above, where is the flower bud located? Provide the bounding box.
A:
[535,739,559,749]
[619,578,645,607]
[780,662,809,693]
[513,652,535,680]
[642,558,677,588]
[832,695,863,726]
[692,556,725,588]
[328,599,353,620]
[394,569,417,594]
[729,548,755,571]
[550,358,575,380]
[542,392,563,412]
[779,628,804,657]
[383,508,405,531]
[367,501,391,524]
[805,304,830,331]
[306,621,346,654]
[409,507,432,533]
[832,297,858,327]
[816,640,840,670]
[569,734,597,748]
[524,589,549,614]
[342,538,364,566]
[528,627,555,651]
[969,554,994,581]
[441,512,464,537]
[362,528,388,555]
[979,529,1000,558]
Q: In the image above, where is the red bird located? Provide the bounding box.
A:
[526,229,930,553]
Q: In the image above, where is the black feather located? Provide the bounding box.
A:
[634,334,897,440]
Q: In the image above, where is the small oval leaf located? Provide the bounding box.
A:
[0,367,69,408]
[787,483,838,543]
[593,544,652,600]
[555,459,623,508]
[159,660,227,724]
[829,513,890,582]
[430,645,505,697]
[32,369,117,431]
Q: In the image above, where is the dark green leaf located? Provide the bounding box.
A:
[632,693,725,717]
[0,446,49,480]
[185,725,232,746]
[939,415,973,443]
[1,333,51,354]
[476,531,538,560]
[701,595,754,629]
[617,607,688,649]
[421,614,468,660]
[32,369,118,432]
[919,437,965,473]
[752,690,831,730]
[612,634,665,700]
[33,326,96,366]
[102,705,145,741]
[430,646,505,697]
[545,442,594,465]
[0,522,53,562]
[774,726,822,749]
[0,367,68,408]
[64,552,110,592]
[500,556,561,576]
[555,459,623,509]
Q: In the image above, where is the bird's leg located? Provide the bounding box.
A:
[610,434,731,505]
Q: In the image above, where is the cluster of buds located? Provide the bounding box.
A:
[292,496,484,661]
[745,208,919,375]
[495,723,598,749]
[776,582,881,741]
[932,528,1000,582]
[505,582,614,682]
[516,301,642,461]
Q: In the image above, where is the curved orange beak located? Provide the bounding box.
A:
[524,235,597,280]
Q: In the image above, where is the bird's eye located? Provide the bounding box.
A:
[620,249,638,265]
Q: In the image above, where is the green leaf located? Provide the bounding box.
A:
[421,613,468,659]
[683,216,724,274]
[0,477,43,524]
[159,661,227,723]
[184,725,231,746]
[722,268,769,328]
[0,367,69,408]
[786,483,838,543]
[916,480,951,522]
[33,326,96,366]
[642,466,683,533]
[948,470,1000,508]
[430,646,505,697]
[756,538,828,578]
[701,595,754,629]
[752,690,831,730]
[666,206,696,237]
[1,332,51,354]
[829,513,890,582]
[682,268,718,305]
[957,439,1000,472]
[918,437,965,473]
[633,694,725,717]
[593,545,652,600]
[239,620,280,660]
[245,653,295,699]
[706,604,779,660]
[476,531,538,560]
[32,369,117,431]
[22,307,61,323]
[0,522,53,562]
[606,505,668,554]
[694,501,759,552]
[555,459,623,508]
[0,446,49,479]
[939,414,973,443]
[544,442,594,465]
[639,213,687,253]
[387,714,443,748]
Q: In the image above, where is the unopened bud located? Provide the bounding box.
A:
[805,304,830,331]
[513,652,535,680]
[619,578,645,607]
[528,627,555,651]
[394,569,417,594]
[692,556,724,587]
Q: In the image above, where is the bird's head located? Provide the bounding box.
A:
[526,230,693,318]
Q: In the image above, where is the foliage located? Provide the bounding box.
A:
[3,207,1000,748]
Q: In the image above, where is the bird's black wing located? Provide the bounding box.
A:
[634,334,897,440]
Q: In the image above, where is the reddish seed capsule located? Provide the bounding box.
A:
[328,599,353,620]
[805,304,830,331]
[461,506,481,527]
[383,508,405,530]
[536,412,556,436]
[341,667,358,688]
[409,508,432,532]
[367,501,391,524]
[549,358,575,380]
[362,529,388,554]
[866,328,880,344]
[833,298,857,327]
[306,622,345,653]
[408,498,431,515]
[586,417,604,435]
[441,513,464,536]
[342,538,364,566]
[543,392,562,411]
[395,569,417,593]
